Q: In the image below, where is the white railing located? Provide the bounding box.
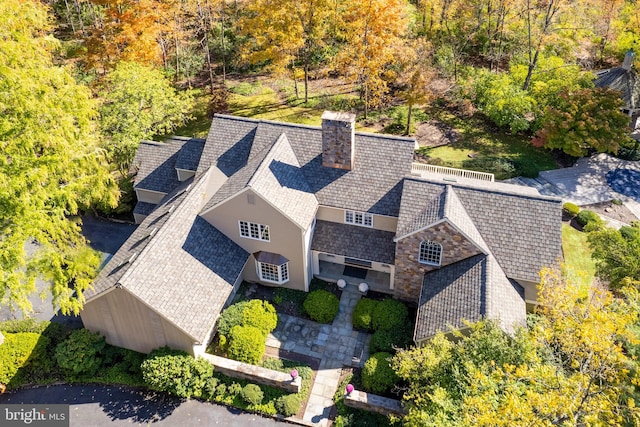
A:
[411,163,494,182]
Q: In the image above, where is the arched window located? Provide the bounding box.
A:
[419,240,442,266]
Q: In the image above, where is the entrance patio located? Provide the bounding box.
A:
[316,260,392,294]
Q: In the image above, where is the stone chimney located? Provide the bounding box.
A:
[622,49,635,71]
[321,111,356,170]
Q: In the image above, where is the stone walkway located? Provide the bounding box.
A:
[265,286,370,426]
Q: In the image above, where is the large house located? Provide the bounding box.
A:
[80,112,562,355]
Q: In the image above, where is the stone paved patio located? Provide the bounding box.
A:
[265,285,370,426]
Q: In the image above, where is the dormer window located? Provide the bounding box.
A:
[345,210,373,227]
[419,240,442,266]
[239,220,270,241]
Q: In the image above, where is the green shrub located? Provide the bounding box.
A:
[55,329,106,378]
[217,300,250,338]
[303,290,340,324]
[353,299,379,331]
[0,333,50,387]
[241,300,278,336]
[563,202,580,217]
[141,347,214,398]
[227,325,266,364]
[576,210,604,231]
[620,225,640,241]
[276,394,300,417]
[0,318,49,334]
[361,352,399,394]
[204,377,219,400]
[241,384,264,405]
[612,198,623,206]
[372,299,408,332]
[369,325,412,354]
[215,383,227,397]
[228,382,243,396]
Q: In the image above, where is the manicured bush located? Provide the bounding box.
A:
[241,300,278,336]
[0,332,50,387]
[303,290,340,324]
[217,300,250,338]
[361,352,399,394]
[276,394,300,417]
[562,202,580,217]
[227,325,266,364]
[352,298,379,331]
[241,384,264,405]
[55,329,106,378]
[369,324,412,354]
[576,210,604,231]
[372,299,409,332]
[141,347,214,398]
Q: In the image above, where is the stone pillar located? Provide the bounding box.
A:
[321,111,356,170]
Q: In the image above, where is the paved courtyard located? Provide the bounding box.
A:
[265,285,370,426]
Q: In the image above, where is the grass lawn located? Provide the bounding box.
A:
[417,109,558,180]
[562,223,596,287]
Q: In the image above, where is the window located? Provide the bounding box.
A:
[239,221,270,241]
[419,240,442,266]
[345,210,373,227]
[257,261,289,284]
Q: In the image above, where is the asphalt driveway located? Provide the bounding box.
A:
[0,384,285,426]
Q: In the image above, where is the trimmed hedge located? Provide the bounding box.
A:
[576,210,604,231]
[217,301,250,338]
[276,394,300,417]
[562,202,580,217]
[369,325,412,354]
[352,298,379,331]
[227,325,266,364]
[361,352,399,394]
[303,290,340,324]
[55,329,106,378]
[0,332,50,387]
[141,347,214,398]
[241,384,264,405]
[241,300,278,336]
[372,299,408,332]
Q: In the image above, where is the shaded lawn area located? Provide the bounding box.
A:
[417,109,558,180]
[562,223,596,287]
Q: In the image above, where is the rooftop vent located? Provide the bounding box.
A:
[321,111,356,171]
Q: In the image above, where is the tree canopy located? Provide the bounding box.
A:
[0,0,118,315]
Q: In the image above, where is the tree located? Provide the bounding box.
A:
[238,0,333,103]
[98,62,194,174]
[0,0,118,315]
[397,40,436,135]
[532,87,631,157]
[588,223,640,288]
[337,0,409,118]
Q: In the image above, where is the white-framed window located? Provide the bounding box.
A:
[345,210,373,227]
[257,261,289,284]
[419,240,442,266]
[239,221,270,241]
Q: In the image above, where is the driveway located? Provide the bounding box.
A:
[0,216,136,324]
[0,384,285,426]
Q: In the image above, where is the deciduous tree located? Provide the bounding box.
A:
[588,223,640,288]
[0,0,118,315]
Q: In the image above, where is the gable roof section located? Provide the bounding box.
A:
[594,67,640,110]
[311,220,396,264]
[415,253,526,341]
[175,137,206,171]
[198,115,415,217]
[132,139,187,194]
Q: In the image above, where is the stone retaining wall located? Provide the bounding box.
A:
[201,354,301,393]
[344,390,406,416]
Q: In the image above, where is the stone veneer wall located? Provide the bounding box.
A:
[321,112,355,170]
[344,390,407,416]
[394,221,483,301]
[201,354,301,393]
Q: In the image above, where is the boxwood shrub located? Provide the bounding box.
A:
[241,384,264,405]
[372,299,408,332]
[562,202,580,217]
[303,290,340,324]
[141,347,214,398]
[576,210,604,231]
[276,394,300,417]
[352,298,379,331]
[227,325,266,364]
[0,332,50,387]
[361,352,399,394]
[369,324,412,354]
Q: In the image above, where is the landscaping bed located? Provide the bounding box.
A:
[581,200,638,225]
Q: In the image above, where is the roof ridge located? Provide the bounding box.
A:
[247,133,291,187]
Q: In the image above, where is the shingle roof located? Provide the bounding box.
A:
[132,201,157,217]
[594,67,640,110]
[118,169,249,342]
[175,137,206,171]
[311,220,396,264]
[245,134,318,229]
[415,254,526,341]
[131,140,185,194]
[395,183,446,238]
[199,115,415,217]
